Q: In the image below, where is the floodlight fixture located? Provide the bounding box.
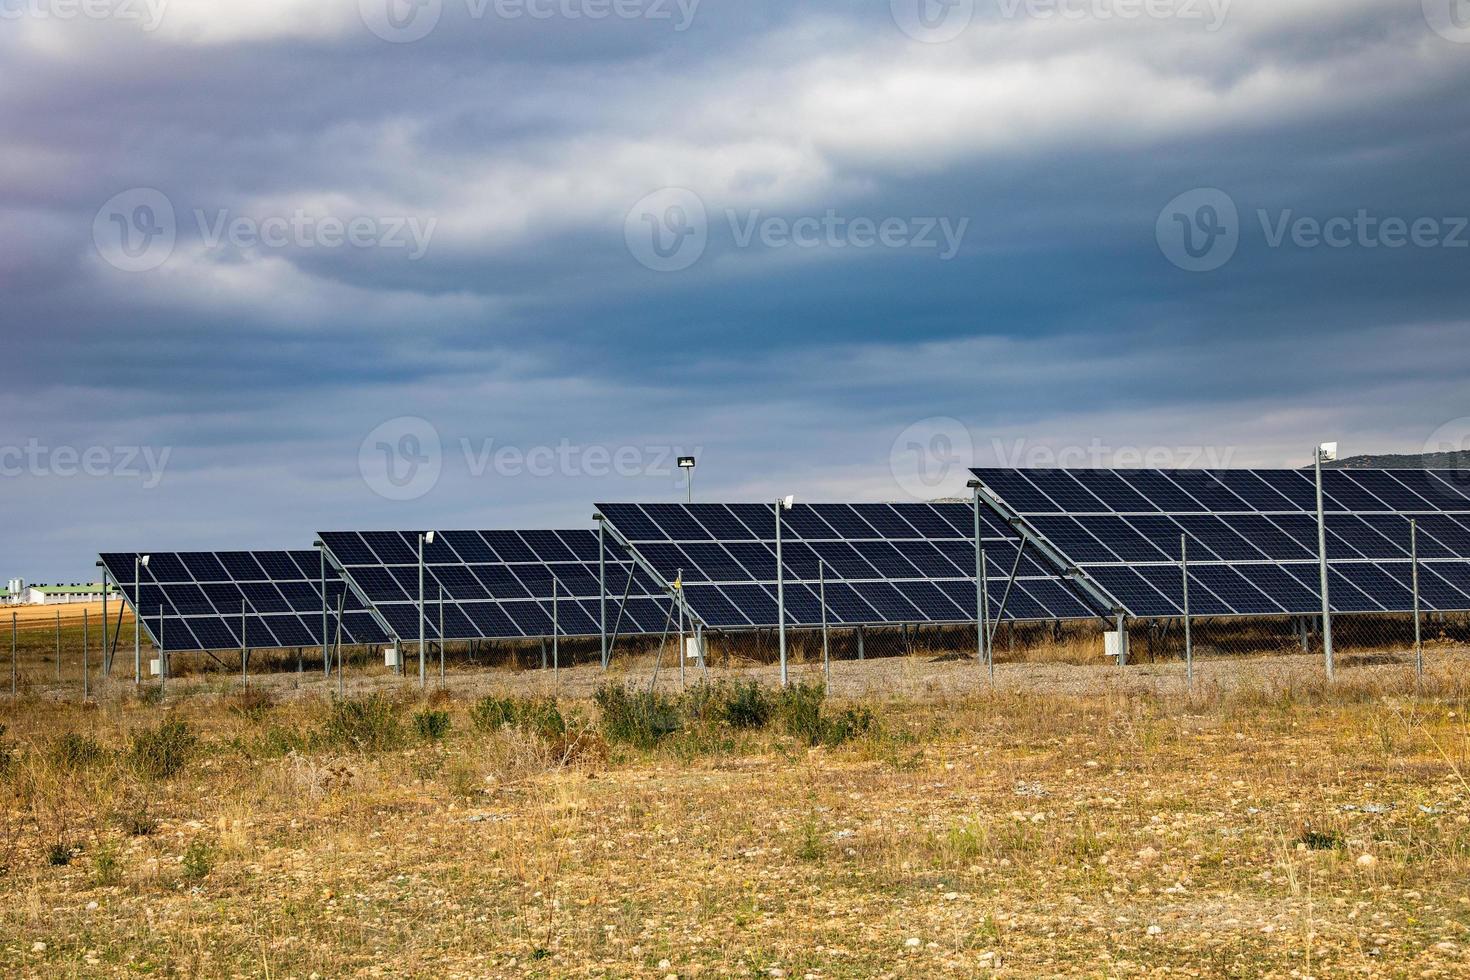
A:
[781,494,795,510]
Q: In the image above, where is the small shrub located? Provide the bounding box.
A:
[93,840,122,886]
[47,731,109,771]
[1299,827,1344,851]
[181,839,214,881]
[823,706,876,746]
[249,724,308,759]
[127,719,196,780]
[413,709,452,741]
[114,804,157,837]
[471,696,565,741]
[594,684,682,748]
[136,685,164,707]
[47,841,76,867]
[721,681,774,730]
[777,683,827,744]
[226,687,276,721]
[321,694,403,752]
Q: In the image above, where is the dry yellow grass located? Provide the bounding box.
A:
[3,644,1470,977]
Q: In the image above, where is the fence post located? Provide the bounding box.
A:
[820,560,830,695]
[1181,533,1192,690]
[83,608,89,700]
[857,624,865,661]
[1411,518,1422,689]
[11,611,17,697]
[56,609,61,682]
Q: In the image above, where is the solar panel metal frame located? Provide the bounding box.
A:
[596,502,1109,631]
[318,529,672,643]
[971,468,1470,619]
[98,550,388,653]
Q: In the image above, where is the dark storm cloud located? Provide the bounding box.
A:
[3,0,1469,578]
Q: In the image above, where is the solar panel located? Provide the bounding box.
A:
[596,502,1104,630]
[318,529,669,642]
[971,468,1470,618]
[99,551,388,652]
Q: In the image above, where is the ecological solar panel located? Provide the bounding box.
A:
[971,468,1470,618]
[99,551,387,652]
[318,529,669,642]
[596,502,1104,630]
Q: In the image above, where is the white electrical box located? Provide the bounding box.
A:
[684,635,705,662]
[1104,631,1126,660]
[383,646,401,667]
[149,658,163,676]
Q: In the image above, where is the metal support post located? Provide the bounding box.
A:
[1314,447,1334,680]
[820,560,830,695]
[1182,533,1192,689]
[1412,518,1423,688]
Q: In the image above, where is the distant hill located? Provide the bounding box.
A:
[1320,451,1470,470]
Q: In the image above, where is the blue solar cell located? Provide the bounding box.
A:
[901,504,969,538]
[1208,470,1303,511]
[779,583,825,626]
[806,541,876,579]
[1233,564,1320,614]
[720,585,779,624]
[179,552,229,582]
[1113,470,1207,512]
[669,587,738,627]
[1325,515,1407,559]
[503,601,553,636]
[1120,515,1195,560]
[361,532,416,565]
[850,581,925,621]
[1190,565,1284,615]
[163,584,215,616]
[817,582,880,624]
[140,553,190,582]
[1223,515,1316,561]
[1374,562,1470,611]
[1164,471,1252,511]
[972,468,1062,513]
[688,505,759,541]
[777,542,823,580]
[851,504,921,537]
[1088,566,1182,617]
[896,581,968,621]
[851,541,924,578]
[1413,471,1470,508]
[811,504,880,538]
[1017,579,1095,619]
[1345,472,1438,510]
[1023,469,1111,512]
[1069,469,1159,512]
[188,617,239,650]
[1336,564,1411,609]
[1028,516,1120,563]
[725,542,779,580]
[438,531,496,563]
[321,533,377,566]
[461,601,521,637]
[637,505,713,541]
[893,541,966,577]
[1083,516,1173,562]
[1250,470,1325,510]
[1320,471,1392,511]
[598,504,668,541]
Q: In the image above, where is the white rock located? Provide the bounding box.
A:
[905,937,921,948]
[31,942,46,953]
[1356,853,1378,869]
[1146,925,1162,936]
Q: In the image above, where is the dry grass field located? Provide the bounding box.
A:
[3,617,1470,977]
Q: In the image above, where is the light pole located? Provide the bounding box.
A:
[417,531,436,689]
[775,494,794,688]
[1314,442,1337,680]
[134,554,149,686]
[967,479,987,674]
[678,456,697,503]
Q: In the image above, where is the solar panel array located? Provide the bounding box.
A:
[597,502,1101,629]
[317,530,671,641]
[971,468,1470,619]
[99,551,388,652]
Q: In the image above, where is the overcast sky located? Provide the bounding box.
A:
[3,0,1469,580]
